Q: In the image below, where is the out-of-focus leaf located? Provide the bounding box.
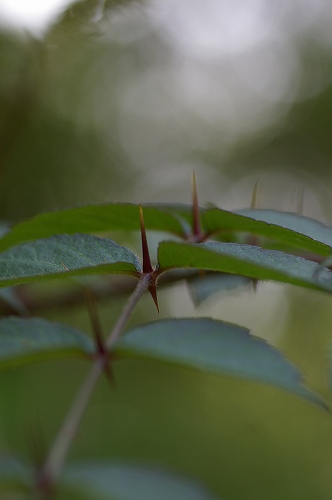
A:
[0,204,191,251]
[63,462,219,500]
[51,0,133,31]
[0,317,94,368]
[188,273,251,306]
[0,288,28,314]
[114,318,326,409]
[157,241,332,295]
[0,233,141,287]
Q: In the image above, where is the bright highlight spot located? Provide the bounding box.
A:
[0,0,73,33]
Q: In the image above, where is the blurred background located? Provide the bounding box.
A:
[2,0,332,498]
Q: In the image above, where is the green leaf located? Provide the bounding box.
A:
[0,233,141,287]
[63,462,219,500]
[0,317,94,368]
[188,273,251,306]
[1,203,331,260]
[114,318,326,409]
[0,203,192,251]
[0,455,31,491]
[203,207,332,256]
[157,241,332,295]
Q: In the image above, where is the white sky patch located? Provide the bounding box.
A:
[0,0,73,34]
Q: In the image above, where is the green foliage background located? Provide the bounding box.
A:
[2,0,332,498]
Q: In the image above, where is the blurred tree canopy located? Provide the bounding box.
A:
[1,0,332,221]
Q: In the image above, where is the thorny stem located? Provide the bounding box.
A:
[5,273,188,316]
[40,273,151,494]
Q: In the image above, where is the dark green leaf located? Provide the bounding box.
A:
[0,317,94,368]
[0,233,141,287]
[63,462,218,500]
[115,318,326,409]
[0,203,192,251]
[157,241,332,295]
[203,208,332,256]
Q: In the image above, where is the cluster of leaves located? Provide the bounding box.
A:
[1,184,332,498]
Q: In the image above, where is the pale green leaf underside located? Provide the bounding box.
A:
[188,273,251,306]
[0,317,94,368]
[63,462,218,500]
[158,241,332,295]
[115,318,326,409]
[203,208,332,256]
[1,203,331,258]
[238,208,332,250]
[0,233,141,288]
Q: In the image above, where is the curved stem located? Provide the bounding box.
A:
[41,274,151,490]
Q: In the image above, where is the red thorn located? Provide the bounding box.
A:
[139,204,153,274]
[98,348,115,387]
[26,419,46,469]
[149,282,159,313]
[192,171,201,240]
[84,288,114,385]
[85,289,104,352]
[251,180,260,209]
[246,181,261,247]
[139,206,160,312]
[103,355,116,387]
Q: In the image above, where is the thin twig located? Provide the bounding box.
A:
[40,273,151,492]
[105,274,151,348]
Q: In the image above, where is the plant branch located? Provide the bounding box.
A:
[105,273,151,348]
[40,273,151,493]
[4,271,197,316]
